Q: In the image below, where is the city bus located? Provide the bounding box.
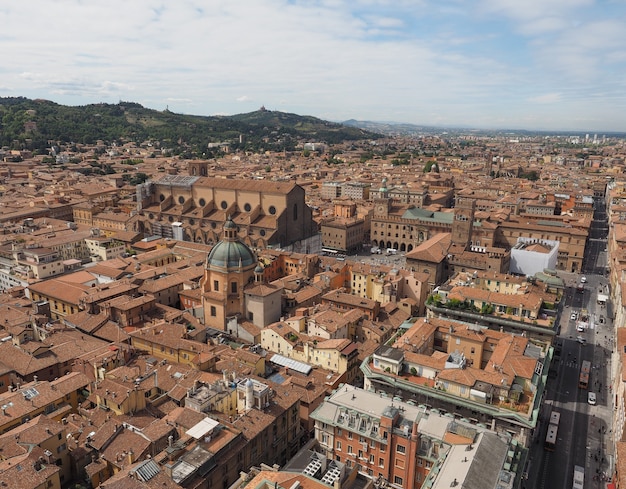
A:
[572,465,584,489]
[544,410,560,451]
[579,360,591,389]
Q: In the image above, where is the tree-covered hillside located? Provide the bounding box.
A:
[0,98,380,156]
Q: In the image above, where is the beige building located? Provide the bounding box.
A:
[0,414,73,484]
[0,373,90,435]
[135,173,317,248]
[260,323,360,382]
[15,247,66,279]
[243,281,283,328]
[84,235,126,261]
[28,279,91,319]
[321,216,365,253]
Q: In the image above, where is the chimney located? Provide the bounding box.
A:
[168,435,173,447]
[127,449,134,465]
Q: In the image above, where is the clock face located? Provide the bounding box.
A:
[377,205,385,213]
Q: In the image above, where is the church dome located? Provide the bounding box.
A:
[207,240,256,269]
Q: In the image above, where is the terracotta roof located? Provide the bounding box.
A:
[0,445,60,489]
[0,372,90,426]
[405,232,451,263]
[27,279,91,304]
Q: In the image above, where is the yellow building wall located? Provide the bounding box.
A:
[446,335,484,369]
[213,390,237,417]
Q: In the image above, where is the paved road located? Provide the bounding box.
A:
[526,196,615,489]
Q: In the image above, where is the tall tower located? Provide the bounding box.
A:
[373,177,391,218]
[451,197,475,249]
[188,161,209,177]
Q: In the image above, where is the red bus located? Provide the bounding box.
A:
[579,360,591,389]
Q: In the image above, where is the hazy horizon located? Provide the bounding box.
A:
[2,1,625,133]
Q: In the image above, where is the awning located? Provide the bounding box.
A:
[186,417,219,440]
[270,353,312,375]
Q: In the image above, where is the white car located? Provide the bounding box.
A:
[576,335,586,344]
[588,392,597,405]
[581,276,587,283]
[570,312,578,321]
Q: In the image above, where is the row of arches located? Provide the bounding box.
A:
[371,240,415,252]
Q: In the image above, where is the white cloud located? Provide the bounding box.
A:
[528,93,562,104]
[0,0,623,131]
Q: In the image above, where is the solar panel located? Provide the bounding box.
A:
[22,387,40,400]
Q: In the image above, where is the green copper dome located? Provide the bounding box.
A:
[207,240,256,269]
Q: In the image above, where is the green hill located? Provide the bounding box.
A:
[0,97,381,156]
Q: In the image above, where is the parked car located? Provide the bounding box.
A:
[581,276,587,283]
[570,312,578,321]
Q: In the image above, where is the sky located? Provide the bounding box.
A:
[1,0,626,132]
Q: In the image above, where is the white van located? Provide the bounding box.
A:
[386,248,397,255]
[587,392,596,405]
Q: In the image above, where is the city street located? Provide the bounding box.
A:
[526,196,614,489]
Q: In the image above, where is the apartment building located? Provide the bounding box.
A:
[0,326,112,383]
[361,316,550,447]
[0,373,90,434]
[321,217,365,254]
[129,323,216,371]
[321,182,370,201]
[260,323,360,383]
[430,269,558,341]
[27,279,91,319]
[0,414,73,484]
[311,384,524,489]
[321,290,380,320]
[84,235,126,261]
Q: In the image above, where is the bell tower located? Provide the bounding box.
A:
[188,161,209,177]
[451,197,475,249]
